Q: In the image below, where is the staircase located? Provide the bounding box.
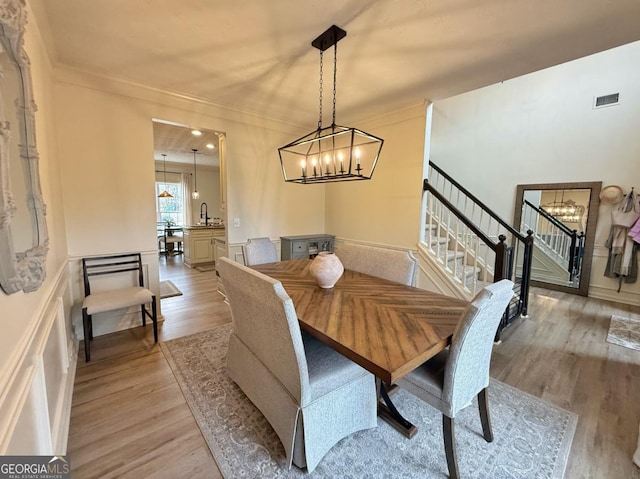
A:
[519,200,585,287]
[421,162,533,337]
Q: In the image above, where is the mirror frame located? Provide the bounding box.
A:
[0,0,49,295]
[513,181,601,296]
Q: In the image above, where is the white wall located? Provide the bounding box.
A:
[54,66,326,334]
[326,104,428,249]
[430,40,640,303]
[55,68,325,248]
[0,1,76,455]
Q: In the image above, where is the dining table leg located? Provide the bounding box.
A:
[376,379,417,439]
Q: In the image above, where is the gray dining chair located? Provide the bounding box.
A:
[217,257,377,472]
[334,242,418,286]
[242,237,278,265]
[396,279,514,479]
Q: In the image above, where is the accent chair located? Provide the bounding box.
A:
[81,253,157,362]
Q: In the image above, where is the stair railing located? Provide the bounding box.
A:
[521,200,585,282]
[424,161,534,333]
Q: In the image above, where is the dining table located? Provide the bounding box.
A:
[252,258,469,437]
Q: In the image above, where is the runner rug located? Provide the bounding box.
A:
[161,324,577,478]
[159,280,183,299]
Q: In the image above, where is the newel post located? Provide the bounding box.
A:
[494,235,508,282]
[519,230,534,316]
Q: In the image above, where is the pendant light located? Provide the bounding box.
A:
[278,25,384,184]
[157,153,173,198]
[191,148,200,199]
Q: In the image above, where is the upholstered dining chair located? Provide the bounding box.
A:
[217,257,377,472]
[334,242,418,286]
[242,237,278,265]
[396,279,514,479]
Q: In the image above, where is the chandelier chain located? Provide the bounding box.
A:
[332,40,337,126]
[318,50,323,129]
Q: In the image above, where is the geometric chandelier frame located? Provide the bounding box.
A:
[278,25,384,184]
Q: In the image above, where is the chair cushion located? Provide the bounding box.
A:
[302,332,371,401]
[401,349,448,400]
[83,286,154,314]
[165,235,183,244]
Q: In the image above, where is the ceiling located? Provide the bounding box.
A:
[152,120,221,167]
[34,0,640,144]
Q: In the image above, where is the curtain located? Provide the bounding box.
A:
[182,172,193,226]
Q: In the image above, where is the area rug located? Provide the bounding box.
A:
[161,324,577,479]
[195,263,216,273]
[606,315,640,351]
[159,280,183,299]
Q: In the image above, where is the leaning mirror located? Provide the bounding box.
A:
[513,182,601,296]
[0,0,49,294]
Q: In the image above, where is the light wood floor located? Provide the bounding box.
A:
[67,256,640,478]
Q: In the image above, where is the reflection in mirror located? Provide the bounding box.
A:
[0,1,49,295]
[514,182,601,296]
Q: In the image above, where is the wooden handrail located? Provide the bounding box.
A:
[523,200,576,236]
[429,161,527,241]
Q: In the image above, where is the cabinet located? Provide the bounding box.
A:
[280,234,334,260]
[183,227,225,267]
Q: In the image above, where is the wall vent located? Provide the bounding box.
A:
[593,93,620,109]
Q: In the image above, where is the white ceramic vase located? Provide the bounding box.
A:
[309,252,344,288]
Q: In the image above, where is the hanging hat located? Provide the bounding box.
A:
[599,185,624,205]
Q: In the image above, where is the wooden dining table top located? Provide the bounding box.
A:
[252,259,469,384]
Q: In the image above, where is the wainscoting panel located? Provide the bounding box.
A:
[0,265,77,455]
[588,244,640,306]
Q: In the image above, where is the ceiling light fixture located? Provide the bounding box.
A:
[191,148,200,200]
[206,143,215,149]
[158,153,173,198]
[278,25,384,184]
[191,129,202,136]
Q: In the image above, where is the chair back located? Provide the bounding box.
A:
[82,253,145,297]
[243,237,278,266]
[217,257,310,403]
[335,242,418,286]
[443,279,514,413]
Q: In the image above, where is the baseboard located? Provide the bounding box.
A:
[588,285,640,307]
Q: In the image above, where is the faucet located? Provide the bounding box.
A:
[200,202,211,226]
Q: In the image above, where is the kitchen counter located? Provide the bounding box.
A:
[183,225,226,230]
[183,227,226,267]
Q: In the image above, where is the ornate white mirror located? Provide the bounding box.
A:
[0,0,48,294]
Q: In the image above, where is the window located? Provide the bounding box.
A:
[156,181,184,226]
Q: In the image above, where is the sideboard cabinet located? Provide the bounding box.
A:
[280,234,334,260]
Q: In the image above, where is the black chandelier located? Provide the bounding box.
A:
[278,25,384,184]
